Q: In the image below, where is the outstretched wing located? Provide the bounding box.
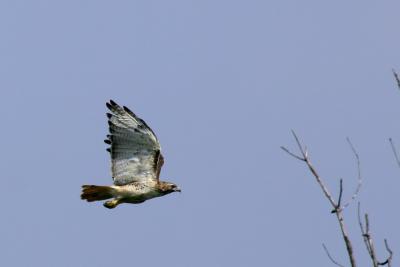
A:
[105,100,164,185]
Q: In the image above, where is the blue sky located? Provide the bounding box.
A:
[1,1,400,266]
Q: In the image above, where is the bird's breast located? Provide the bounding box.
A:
[113,182,162,200]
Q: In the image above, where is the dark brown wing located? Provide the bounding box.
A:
[155,151,164,181]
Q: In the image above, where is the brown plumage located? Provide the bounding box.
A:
[81,185,114,202]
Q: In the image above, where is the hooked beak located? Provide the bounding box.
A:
[174,187,181,193]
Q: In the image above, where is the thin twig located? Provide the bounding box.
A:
[322,243,345,267]
[379,239,393,267]
[358,205,373,258]
[389,70,400,168]
[292,129,307,158]
[358,202,379,267]
[337,179,343,208]
[389,138,400,168]
[393,69,400,90]
[366,214,379,267]
[357,202,366,240]
[332,179,343,213]
[280,146,305,161]
[341,138,362,210]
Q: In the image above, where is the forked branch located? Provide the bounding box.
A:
[357,203,393,267]
[281,131,360,267]
[382,239,393,267]
[280,130,336,208]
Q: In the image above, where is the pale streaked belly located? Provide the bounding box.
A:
[112,183,161,203]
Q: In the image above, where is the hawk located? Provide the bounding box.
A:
[81,100,180,209]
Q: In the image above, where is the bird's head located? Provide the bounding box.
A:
[158,181,181,195]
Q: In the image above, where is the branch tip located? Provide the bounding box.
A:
[389,138,400,168]
[393,68,400,90]
[341,138,362,210]
[322,243,345,267]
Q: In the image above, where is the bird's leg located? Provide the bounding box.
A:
[103,199,121,209]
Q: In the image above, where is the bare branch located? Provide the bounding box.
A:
[338,179,343,207]
[359,204,394,266]
[357,202,366,238]
[358,203,380,267]
[335,211,357,267]
[322,243,345,267]
[389,138,400,168]
[365,213,370,233]
[291,129,307,158]
[393,69,400,90]
[280,146,305,161]
[389,69,400,168]
[282,131,357,267]
[341,138,362,209]
[282,131,337,207]
[368,218,379,267]
[365,214,379,267]
[357,203,373,257]
[378,239,393,267]
[332,179,343,214]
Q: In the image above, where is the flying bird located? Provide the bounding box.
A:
[81,100,180,209]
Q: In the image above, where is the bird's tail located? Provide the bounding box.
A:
[81,185,114,202]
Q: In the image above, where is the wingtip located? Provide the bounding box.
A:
[123,105,136,117]
[106,99,119,110]
[106,102,113,110]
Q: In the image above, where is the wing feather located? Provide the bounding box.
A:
[105,100,163,185]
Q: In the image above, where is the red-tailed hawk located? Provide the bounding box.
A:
[81,100,180,209]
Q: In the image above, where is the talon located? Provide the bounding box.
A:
[103,199,120,209]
